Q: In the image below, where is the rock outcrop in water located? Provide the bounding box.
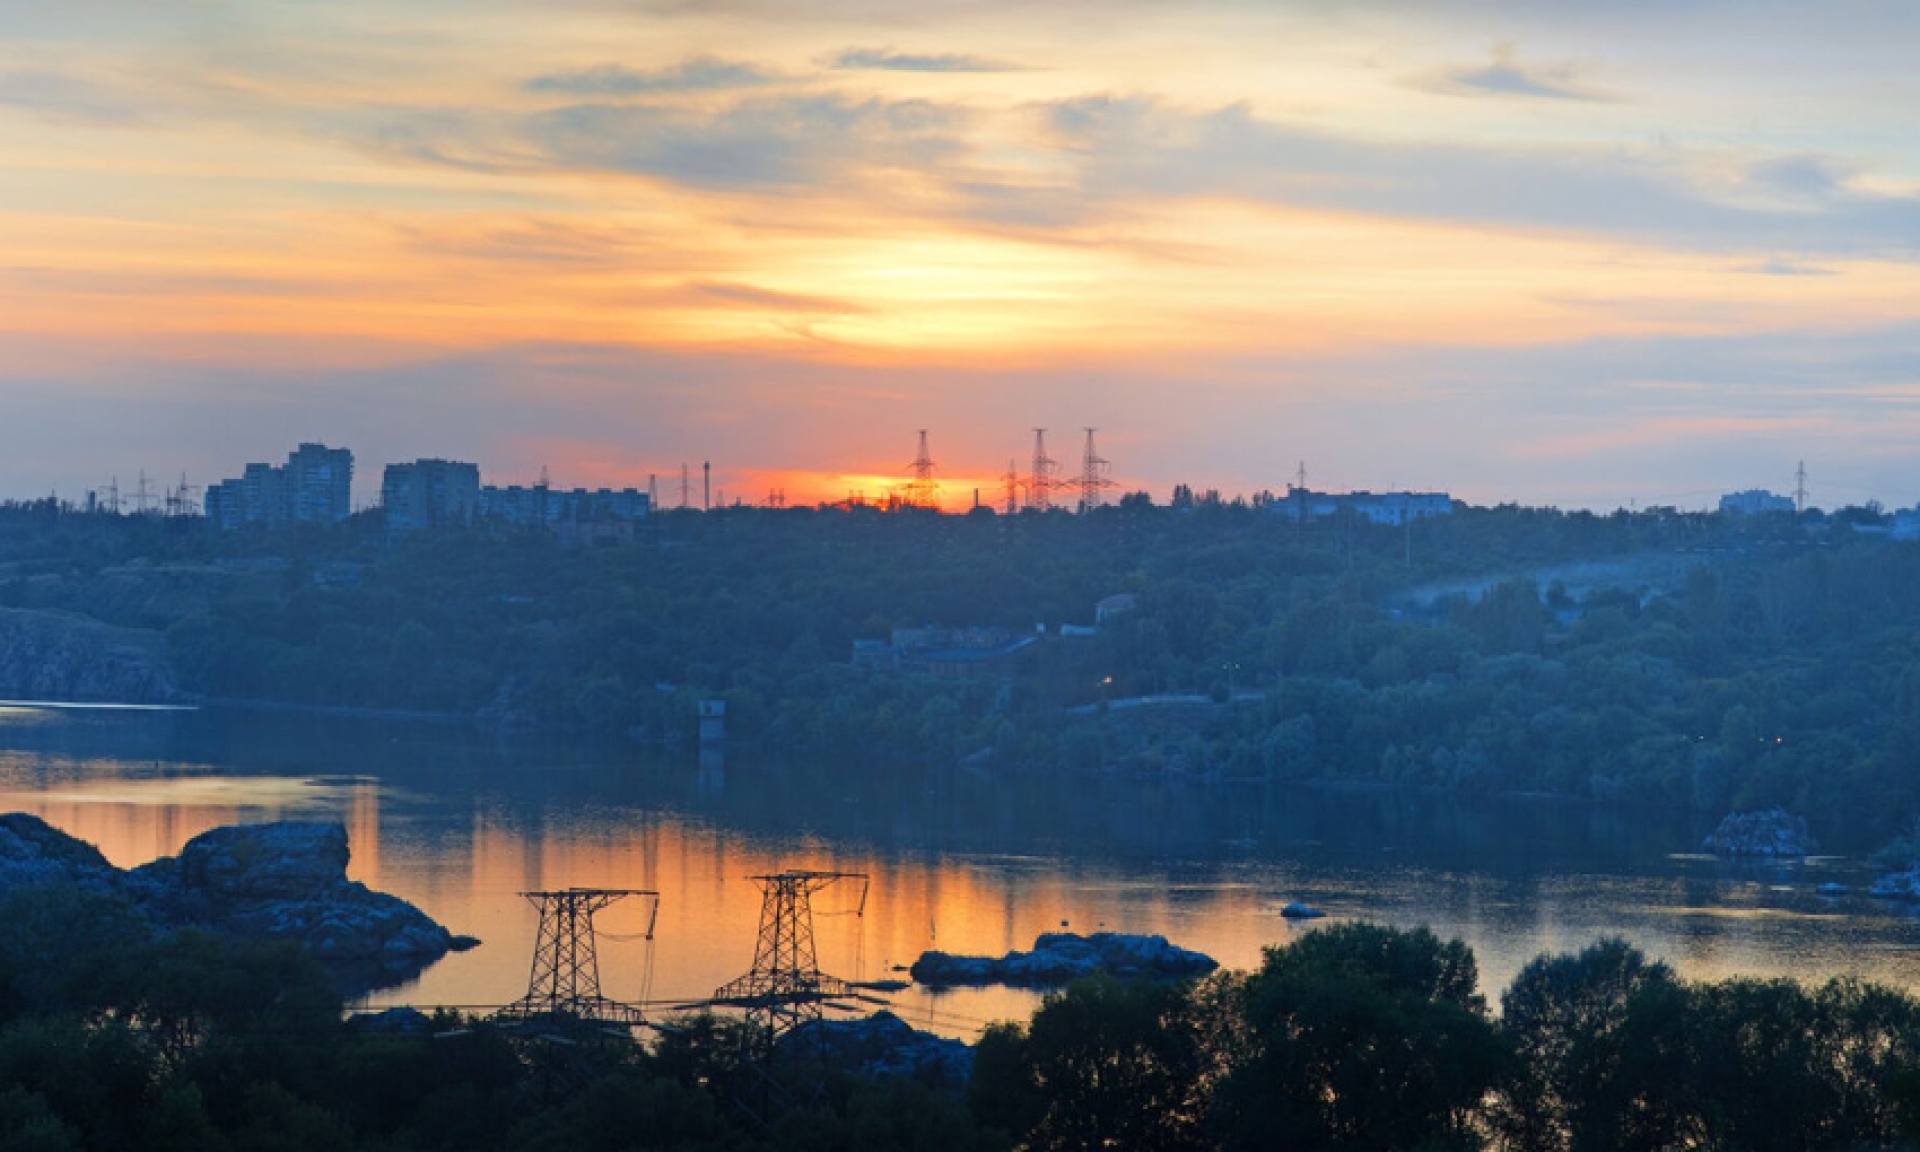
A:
[0,814,458,991]
[910,932,1217,987]
[782,1011,974,1089]
[1703,808,1816,857]
[1870,871,1920,901]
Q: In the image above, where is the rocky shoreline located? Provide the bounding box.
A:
[1702,808,1817,857]
[910,931,1217,987]
[0,814,464,991]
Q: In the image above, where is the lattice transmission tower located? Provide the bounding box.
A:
[1073,428,1114,513]
[1028,429,1056,512]
[902,430,941,510]
[1001,459,1021,516]
[712,871,869,1051]
[495,888,658,1034]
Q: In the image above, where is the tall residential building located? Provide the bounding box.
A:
[383,459,480,534]
[285,442,354,525]
[204,479,246,531]
[204,443,354,530]
[478,484,649,526]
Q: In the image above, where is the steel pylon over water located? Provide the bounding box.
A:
[712,871,869,1048]
[495,888,658,1033]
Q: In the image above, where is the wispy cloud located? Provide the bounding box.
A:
[692,282,867,314]
[0,69,145,127]
[1419,44,1614,102]
[827,46,1022,73]
[1737,259,1837,276]
[377,95,972,190]
[1038,97,1920,256]
[525,57,781,96]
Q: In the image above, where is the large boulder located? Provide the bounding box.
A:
[0,814,118,892]
[782,1011,974,1090]
[0,813,459,993]
[1703,808,1816,857]
[162,822,352,900]
[911,932,1217,987]
[132,821,454,982]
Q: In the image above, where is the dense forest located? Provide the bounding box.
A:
[7,881,1920,1151]
[4,498,1920,834]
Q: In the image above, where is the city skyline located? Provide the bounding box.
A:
[4,1,1920,508]
[38,431,1859,518]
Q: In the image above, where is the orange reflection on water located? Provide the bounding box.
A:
[0,775,381,871]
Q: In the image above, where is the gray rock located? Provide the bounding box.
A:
[0,814,119,892]
[0,813,456,992]
[1703,808,1817,857]
[348,1007,434,1035]
[782,1011,974,1090]
[0,608,181,704]
[1871,870,1920,901]
[910,932,1217,987]
[164,822,351,900]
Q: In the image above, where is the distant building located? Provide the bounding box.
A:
[479,484,650,528]
[852,625,1036,677]
[382,459,480,534]
[1095,593,1138,624]
[204,480,246,531]
[1719,489,1796,516]
[1272,487,1454,525]
[204,443,353,530]
[285,443,354,525]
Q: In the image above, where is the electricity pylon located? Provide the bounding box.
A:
[1073,428,1113,513]
[495,888,658,1034]
[902,431,941,510]
[712,871,869,1051]
[1028,429,1056,512]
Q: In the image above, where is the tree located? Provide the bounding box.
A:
[970,975,1212,1152]
[1215,924,1512,1152]
[1495,938,1675,1152]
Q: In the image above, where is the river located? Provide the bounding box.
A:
[1,701,1915,1038]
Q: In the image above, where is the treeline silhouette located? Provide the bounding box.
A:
[5,883,1920,1151]
[6,500,1920,833]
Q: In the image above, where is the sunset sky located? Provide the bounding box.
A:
[4,0,1920,509]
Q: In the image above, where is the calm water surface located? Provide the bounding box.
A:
[1,702,1914,1038]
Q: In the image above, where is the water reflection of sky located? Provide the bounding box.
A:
[1,704,1918,1037]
